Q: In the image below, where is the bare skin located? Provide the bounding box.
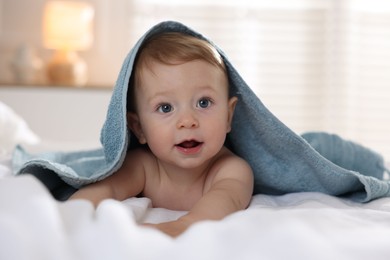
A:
[71,146,253,237]
[70,58,254,237]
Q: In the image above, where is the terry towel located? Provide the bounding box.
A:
[12,21,390,202]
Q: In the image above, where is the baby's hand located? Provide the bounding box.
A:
[143,218,192,237]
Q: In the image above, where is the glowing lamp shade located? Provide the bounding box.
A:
[43,1,94,86]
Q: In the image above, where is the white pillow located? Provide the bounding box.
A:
[0,102,40,156]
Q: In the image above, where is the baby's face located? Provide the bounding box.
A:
[132,59,236,169]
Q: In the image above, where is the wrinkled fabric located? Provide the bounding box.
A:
[13,21,390,202]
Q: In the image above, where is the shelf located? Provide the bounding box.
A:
[0,82,113,90]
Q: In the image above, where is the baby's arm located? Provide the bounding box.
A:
[69,150,146,207]
[149,156,254,237]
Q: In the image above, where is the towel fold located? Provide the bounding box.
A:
[12,21,390,202]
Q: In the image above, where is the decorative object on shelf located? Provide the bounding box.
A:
[43,1,94,86]
[9,44,45,85]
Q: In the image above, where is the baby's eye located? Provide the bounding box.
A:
[197,98,212,109]
[157,103,173,113]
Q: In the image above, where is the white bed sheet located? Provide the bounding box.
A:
[1,158,390,260]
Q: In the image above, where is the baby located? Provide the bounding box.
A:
[70,32,254,237]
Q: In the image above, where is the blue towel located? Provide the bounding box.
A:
[12,21,390,202]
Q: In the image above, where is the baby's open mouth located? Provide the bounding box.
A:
[176,140,203,149]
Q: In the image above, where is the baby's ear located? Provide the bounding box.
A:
[226,96,238,133]
[127,112,147,144]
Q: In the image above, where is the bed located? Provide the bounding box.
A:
[1,94,390,260]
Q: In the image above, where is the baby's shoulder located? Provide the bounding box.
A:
[211,147,253,177]
[216,147,249,166]
[204,147,253,193]
[123,147,157,166]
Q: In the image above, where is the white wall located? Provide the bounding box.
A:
[0,86,112,151]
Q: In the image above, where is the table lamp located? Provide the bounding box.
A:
[43,1,94,86]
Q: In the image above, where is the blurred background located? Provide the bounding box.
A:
[1,0,390,159]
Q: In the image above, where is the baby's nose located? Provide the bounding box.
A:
[177,112,199,129]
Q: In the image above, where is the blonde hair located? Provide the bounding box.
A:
[127,32,227,111]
